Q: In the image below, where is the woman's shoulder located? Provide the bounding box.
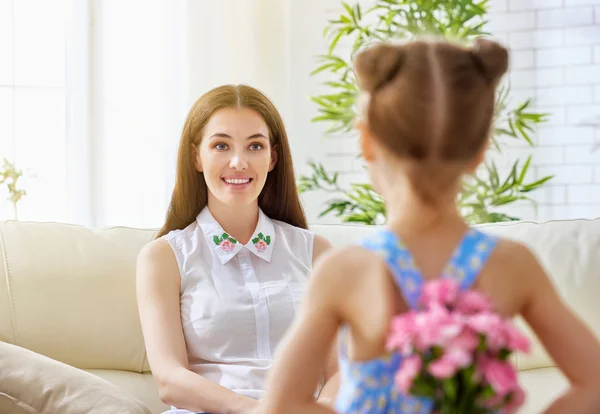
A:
[158,221,202,250]
[271,218,313,236]
[271,219,315,247]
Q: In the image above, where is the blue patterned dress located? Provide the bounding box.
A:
[333,228,498,414]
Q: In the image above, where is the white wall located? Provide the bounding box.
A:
[307,0,600,223]
[485,0,600,221]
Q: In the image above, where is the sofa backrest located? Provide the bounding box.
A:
[1,218,599,373]
[0,221,156,372]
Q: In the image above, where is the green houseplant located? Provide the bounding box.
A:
[299,0,552,225]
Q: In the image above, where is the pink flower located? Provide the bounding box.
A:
[478,357,518,396]
[481,393,504,410]
[396,355,422,393]
[447,327,479,353]
[255,240,267,253]
[428,340,474,380]
[219,240,235,252]
[387,280,530,412]
[413,303,463,350]
[505,385,526,413]
[503,322,531,353]
[387,312,418,353]
[468,312,505,350]
[455,290,493,314]
[429,353,460,379]
[420,279,459,309]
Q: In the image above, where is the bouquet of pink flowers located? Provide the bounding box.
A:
[387,279,530,414]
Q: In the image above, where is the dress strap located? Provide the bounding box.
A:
[360,230,424,309]
[442,229,498,290]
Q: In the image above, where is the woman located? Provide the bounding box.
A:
[136,84,338,414]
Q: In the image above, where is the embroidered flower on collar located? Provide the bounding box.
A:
[213,233,238,253]
[252,232,271,253]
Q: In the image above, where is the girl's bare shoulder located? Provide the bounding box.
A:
[305,244,390,308]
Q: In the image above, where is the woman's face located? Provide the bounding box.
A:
[195,107,277,208]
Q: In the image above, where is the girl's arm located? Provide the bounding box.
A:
[518,246,600,414]
[312,235,340,407]
[136,240,260,414]
[263,248,353,414]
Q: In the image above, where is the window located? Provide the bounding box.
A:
[0,0,69,222]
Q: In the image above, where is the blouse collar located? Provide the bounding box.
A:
[197,207,276,264]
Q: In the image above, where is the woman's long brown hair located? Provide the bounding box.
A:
[156,84,307,238]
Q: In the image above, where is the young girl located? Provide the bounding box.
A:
[136,85,337,414]
[263,38,600,414]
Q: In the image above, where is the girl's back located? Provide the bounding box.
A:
[332,225,530,413]
[263,37,600,414]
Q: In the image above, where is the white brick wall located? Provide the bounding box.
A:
[537,7,594,28]
[535,47,592,67]
[509,0,563,11]
[484,0,600,221]
[566,65,600,84]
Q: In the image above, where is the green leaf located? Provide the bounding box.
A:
[443,378,457,402]
[328,30,346,55]
[228,237,237,244]
[498,348,512,360]
[221,233,229,241]
[491,195,520,206]
[521,175,554,192]
[480,384,496,400]
[265,235,271,245]
[517,155,532,184]
[252,237,260,244]
[410,376,436,398]
[213,235,220,245]
[496,163,517,194]
[258,232,265,240]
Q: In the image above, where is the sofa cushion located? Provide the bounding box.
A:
[0,393,35,414]
[519,367,569,413]
[86,369,168,413]
[0,341,152,414]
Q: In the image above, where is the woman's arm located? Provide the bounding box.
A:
[264,248,356,414]
[136,239,260,414]
[518,246,600,414]
[312,235,340,407]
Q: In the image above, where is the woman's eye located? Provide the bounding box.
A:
[249,143,263,151]
[215,143,228,151]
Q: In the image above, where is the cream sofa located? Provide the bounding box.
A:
[1,218,599,413]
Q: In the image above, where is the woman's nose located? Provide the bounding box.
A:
[229,152,248,170]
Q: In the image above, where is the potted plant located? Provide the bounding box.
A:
[299,0,552,225]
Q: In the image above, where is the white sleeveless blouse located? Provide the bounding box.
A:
[162,207,315,413]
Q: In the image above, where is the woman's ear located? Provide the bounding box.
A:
[192,144,203,172]
[357,120,376,162]
[269,144,278,172]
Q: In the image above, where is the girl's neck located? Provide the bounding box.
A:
[207,197,259,245]
[384,187,466,237]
